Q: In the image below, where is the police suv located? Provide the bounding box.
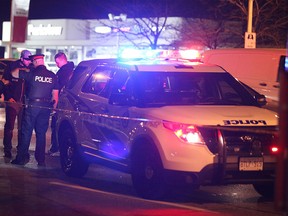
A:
[56,57,278,199]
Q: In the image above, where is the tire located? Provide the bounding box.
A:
[59,128,89,177]
[253,182,274,198]
[131,142,167,199]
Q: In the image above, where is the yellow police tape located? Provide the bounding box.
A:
[1,100,279,135]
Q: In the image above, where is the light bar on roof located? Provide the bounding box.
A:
[119,48,162,59]
[118,48,201,60]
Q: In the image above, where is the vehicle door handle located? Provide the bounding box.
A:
[75,101,88,112]
[259,82,267,86]
[73,101,80,111]
[101,106,108,113]
[273,84,279,88]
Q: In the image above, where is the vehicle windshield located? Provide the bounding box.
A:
[129,72,257,107]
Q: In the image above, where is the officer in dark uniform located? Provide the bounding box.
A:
[11,54,59,166]
[2,50,33,159]
[48,52,74,154]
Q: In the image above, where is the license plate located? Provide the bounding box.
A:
[239,157,263,171]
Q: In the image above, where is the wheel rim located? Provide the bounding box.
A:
[132,144,166,199]
[66,146,74,167]
[63,137,75,172]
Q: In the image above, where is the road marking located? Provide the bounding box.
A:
[49,181,218,213]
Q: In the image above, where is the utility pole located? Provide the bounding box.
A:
[247,0,253,33]
[108,13,127,57]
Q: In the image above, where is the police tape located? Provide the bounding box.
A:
[1,100,279,135]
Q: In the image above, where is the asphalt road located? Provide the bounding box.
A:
[0,107,285,216]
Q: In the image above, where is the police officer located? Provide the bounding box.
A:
[11,54,59,166]
[2,50,33,159]
[48,52,74,155]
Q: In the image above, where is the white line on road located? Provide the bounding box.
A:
[49,181,218,214]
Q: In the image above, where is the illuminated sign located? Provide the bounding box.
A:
[27,24,63,36]
[11,0,31,42]
[112,27,130,32]
[94,26,131,34]
[94,26,112,34]
[12,0,30,17]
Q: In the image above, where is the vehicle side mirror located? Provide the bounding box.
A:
[255,94,267,106]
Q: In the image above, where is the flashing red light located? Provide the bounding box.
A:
[119,48,202,60]
[179,49,201,60]
[271,146,279,153]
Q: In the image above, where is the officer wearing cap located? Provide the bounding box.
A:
[11,54,59,166]
[2,49,33,159]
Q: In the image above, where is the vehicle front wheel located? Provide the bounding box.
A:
[131,142,167,199]
[59,128,89,177]
[253,182,274,198]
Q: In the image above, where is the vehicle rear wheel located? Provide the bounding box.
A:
[253,182,274,198]
[131,142,167,199]
[59,128,89,177]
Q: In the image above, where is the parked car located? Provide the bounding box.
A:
[0,58,17,106]
[0,58,17,78]
[56,58,279,199]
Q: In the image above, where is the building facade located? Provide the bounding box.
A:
[1,17,184,65]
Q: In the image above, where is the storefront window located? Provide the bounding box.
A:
[84,46,116,60]
[43,46,82,66]
[45,47,57,62]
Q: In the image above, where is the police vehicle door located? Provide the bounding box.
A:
[78,67,115,158]
[81,68,130,162]
[100,69,131,162]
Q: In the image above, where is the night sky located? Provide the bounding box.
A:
[0,0,210,40]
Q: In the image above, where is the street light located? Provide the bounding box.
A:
[108,13,127,56]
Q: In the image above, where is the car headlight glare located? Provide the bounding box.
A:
[163,121,205,145]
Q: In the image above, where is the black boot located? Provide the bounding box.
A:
[11,154,30,165]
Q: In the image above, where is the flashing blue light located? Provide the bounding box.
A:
[120,48,142,59]
[119,48,162,59]
[285,56,288,72]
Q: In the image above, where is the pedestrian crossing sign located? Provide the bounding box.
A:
[244,32,256,48]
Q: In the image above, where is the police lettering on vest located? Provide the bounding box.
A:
[35,76,52,83]
[223,120,267,125]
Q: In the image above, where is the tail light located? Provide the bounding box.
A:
[271,146,279,153]
[163,121,205,145]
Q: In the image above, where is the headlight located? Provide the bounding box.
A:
[163,121,205,145]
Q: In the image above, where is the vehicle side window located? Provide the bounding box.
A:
[105,69,129,96]
[82,69,111,96]
[218,80,242,103]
